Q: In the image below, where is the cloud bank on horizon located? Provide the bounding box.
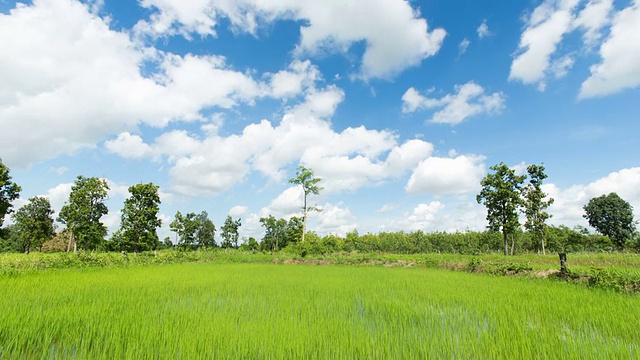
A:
[1,0,639,240]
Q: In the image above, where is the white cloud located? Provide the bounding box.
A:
[580,1,640,98]
[0,0,272,168]
[136,104,436,196]
[263,186,304,219]
[154,130,203,161]
[401,87,437,113]
[135,0,447,79]
[43,182,74,217]
[383,201,445,232]
[572,0,614,47]
[406,154,486,196]
[380,199,488,234]
[511,161,529,177]
[477,19,491,38]
[545,167,640,228]
[105,132,153,159]
[377,203,399,213]
[267,60,321,99]
[509,0,579,86]
[550,55,575,78]
[313,202,357,236]
[291,85,346,120]
[402,82,506,125]
[406,202,444,230]
[458,38,470,55]
[510,0,638,97]
[134,0,219,38]
[229,205,248,217]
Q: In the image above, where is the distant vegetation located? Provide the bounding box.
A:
[0,159,638,254]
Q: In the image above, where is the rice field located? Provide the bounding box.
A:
[1,262,639,359]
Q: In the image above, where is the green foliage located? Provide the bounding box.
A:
[477,162,527,255]
[170,211,216,249]
[259,215,303,252]
[194,212,216,248]
[491,261,534,275]
[587,268,640,293]
[466,257,483,272]
[583,192,636,249]
[289,165,323,243]
[57,176,110,251]
[120,183,162,252]
[259,215,287,252]
[221,215,241,249]
[10,197,55,253]
[239,237,259,252]
[0,159,21,228]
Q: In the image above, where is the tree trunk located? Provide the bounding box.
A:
[510,233,515,256]
[502,231,508,256]
[301,211,307,243]
[540,230,546,256]
[67,231,73,253]
[301,192,308,243]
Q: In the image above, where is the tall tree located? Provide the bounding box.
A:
[583,193,636,249]
[194,211,216,249]
[170,211,217,249]
[260,215,287,252]
[58,176,110,251]
[0,159,21,228]
[522,164,554,255]
[170,211,197,249]
[289,165,322,243]
[120,183,162,253]
[11,197,55,253]
[221,215,241,249]
[476,162,526,256]
[285,216,304,245]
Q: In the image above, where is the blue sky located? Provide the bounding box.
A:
[1,0,639,242]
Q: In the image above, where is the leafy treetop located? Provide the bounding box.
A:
[583,192,636,249]
[0,159,21,228]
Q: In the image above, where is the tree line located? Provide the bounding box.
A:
[476,162,637,254]
[0,159,637,254]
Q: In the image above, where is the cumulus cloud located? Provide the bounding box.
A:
[0,0,272,167]
[105,132,153,159]
[406,154,486,196]
[265,186,304,218]
[383,201,479,233]
[112,108,436,196]
[407,202,444,230]
[313,203,357,236]
[267,60,321,99]
[228,205,248,217]
[545,167,640,228]
[135,0,446,79]
[580,1,640,98]
[572,0,614,47]
[509,0,578,86]
[510,0,638,97]
[402,82,506,125]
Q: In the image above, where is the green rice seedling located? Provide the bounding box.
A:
[0,262,638,359]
